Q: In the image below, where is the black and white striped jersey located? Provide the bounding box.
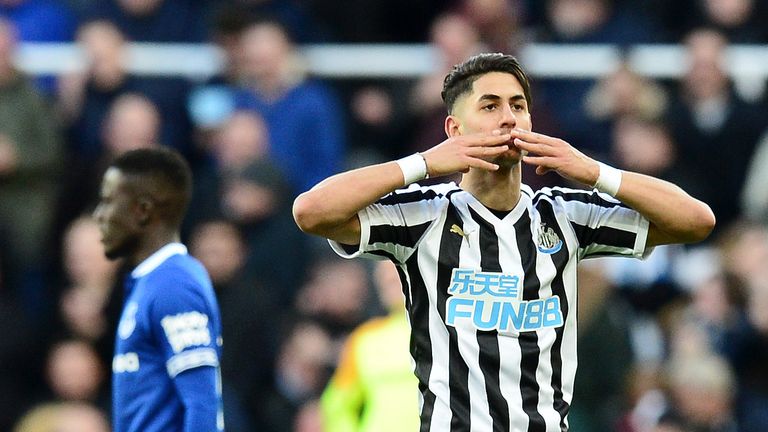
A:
[330,181,651,432]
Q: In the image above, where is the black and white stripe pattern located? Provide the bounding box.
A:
[330,182,650,432]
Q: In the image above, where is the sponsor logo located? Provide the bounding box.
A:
[536,223,562,254]
[118,302,138,339]
[161,311,211,353]
[445,268,564,332]
[113,352,140,373]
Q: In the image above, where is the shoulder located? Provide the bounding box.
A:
[531,185,622,208]
[376,182,460,206]
[142,256,213,305]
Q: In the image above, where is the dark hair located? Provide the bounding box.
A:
[110,147,192,226]
[441,53,532,114]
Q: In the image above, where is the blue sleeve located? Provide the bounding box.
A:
[148,275,221,379]
[175,366,222,432]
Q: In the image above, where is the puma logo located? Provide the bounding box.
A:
[450,224,468,238]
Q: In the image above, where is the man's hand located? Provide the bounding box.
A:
[422,131,512,178]
[512,129,600,186]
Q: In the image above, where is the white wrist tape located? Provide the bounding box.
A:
[396,153,428,185]
[593,162,622,197]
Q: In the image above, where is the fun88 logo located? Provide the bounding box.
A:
[445,268,564,332]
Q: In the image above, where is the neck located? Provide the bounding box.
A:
[459,163,522,211]
[129,230,180,268]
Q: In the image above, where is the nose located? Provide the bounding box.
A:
[499,104,516,129]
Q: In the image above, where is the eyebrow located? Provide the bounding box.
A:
[477,94,527,103]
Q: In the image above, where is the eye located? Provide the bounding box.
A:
[482,104,497,111]
[512,103,526,111]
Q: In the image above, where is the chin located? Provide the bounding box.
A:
[494,150,523,169]
[104,247,122,261]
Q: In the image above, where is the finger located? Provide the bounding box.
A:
[464,133,512,147]
[514,138,550,155]
[513,138,557,156]
[522,155,556,168]
[511,129,552,145]
[536,165,552,175]
[467,145,509,157]
[466,157,500,171]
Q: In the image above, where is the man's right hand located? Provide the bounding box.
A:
[421,131,511,177]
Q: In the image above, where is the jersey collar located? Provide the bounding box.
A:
[131,243,188,278]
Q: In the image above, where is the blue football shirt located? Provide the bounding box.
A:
[112,243,224,432]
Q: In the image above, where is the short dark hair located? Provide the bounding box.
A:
[441,53,532,114]
[110,147,193,226]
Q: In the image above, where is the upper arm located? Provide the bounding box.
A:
[149,278,220,378]
[323,213,362,247]
[646,221,685,247]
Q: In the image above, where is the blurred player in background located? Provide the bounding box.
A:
[94,147,224,432]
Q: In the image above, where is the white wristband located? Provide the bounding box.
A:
[396,153,428,185]
[593,162,622,197]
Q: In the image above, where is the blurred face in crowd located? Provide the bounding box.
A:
[103,94,161,156]
[448,72,532,169]
[548,0,608,39]
[374,260,405,312]
[190,221,245,286]
[213,111,269,170]
[0,19,16,73]
[684,29,729,101]
[64,217,118,286]
[241,22,292,81]
[704,0,752,27]
[46,341,104,401]
[430,13,481,66]
[118,0,164,16]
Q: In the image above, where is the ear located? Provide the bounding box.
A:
[445,115,462,138]
[136,197,154,226]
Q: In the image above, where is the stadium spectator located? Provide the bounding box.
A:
[43,339,107,407]
[321,260,420,432]
[667,28,768,232]
[0,17,63,318]
[52,216,119,364]
[53,90,163,260]
[188,110,309,299]
[189,219,282,432]
[684,0,768,43]
[259,321,333,432]
[235,18,345,195]
[408,12,485,158]
[458,0,532,54]
[0,0,77,93]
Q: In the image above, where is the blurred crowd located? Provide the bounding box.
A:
[0,0,767,431]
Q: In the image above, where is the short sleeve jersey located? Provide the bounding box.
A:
[112,243,224,432]
[330,182,651,432]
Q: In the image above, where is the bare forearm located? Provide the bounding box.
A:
[616,171,715,245]
[293,162,405,238]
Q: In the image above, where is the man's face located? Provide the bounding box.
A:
[93,167,142,260]
[451,72,532,167]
